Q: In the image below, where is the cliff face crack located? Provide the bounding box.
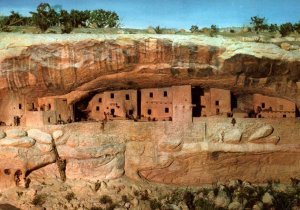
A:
[51,138,67,182]
[25,161,56,177]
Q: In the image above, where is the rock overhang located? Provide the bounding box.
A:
[0,33,299,106]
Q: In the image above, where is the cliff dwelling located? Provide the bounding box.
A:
[0,85,298,127]
[88,89,138,121]
[0,32,299,209]
[253,94,296,118]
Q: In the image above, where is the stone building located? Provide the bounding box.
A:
[88,89,138,121]
[25,97,72,126]
[253,94,296,118]
[0,91,71,126]
[0,93,27,126]
[200,88,231,117]
[141,87,173,121]
[172,85,193,123]
[141,85,193,122]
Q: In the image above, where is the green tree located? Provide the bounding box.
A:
[0,17,9,31]
[30,3,59,32]
[268,24,278,32]
[293,22,300,33]
[190,25,199,33]
[59,10,73,33]
[22,16,33,26]
[279,22,294,37]
[70,10,90,27]
[0,11,25,31]
[250,16,268,34]
[89,9,119,28]
[209,24,218,37]
[7,11,24,26]
[154,26,163,34]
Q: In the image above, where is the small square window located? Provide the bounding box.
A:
[165,107,169,113]
[147,109,152,115]
[149,92,153,98]
[279,105,283,110]
[99,98,102,103]
[283,114,287,118]
[163,91,168,97]
[125,94,130,100]
[96,106,100,111]
[215,101,219,106]
[262,103,265,108]
[110,93,114,99]
[111,109,115,115]
[18,104,22,110]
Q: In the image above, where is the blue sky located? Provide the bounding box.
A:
[0,0,299,29]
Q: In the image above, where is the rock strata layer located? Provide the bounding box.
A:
[0,118,299,188]
[0,34,299,105]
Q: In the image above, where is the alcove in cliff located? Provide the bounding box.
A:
[192,86,204,117]
[73,93,95,122]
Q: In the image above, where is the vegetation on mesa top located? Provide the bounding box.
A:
[0,6,300,40]
[190,16,300,37]
[0,3,120,33]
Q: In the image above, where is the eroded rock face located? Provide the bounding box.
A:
[57,130,126,181]
[0,125,126,189]
[0,34,299,106]
[6,129,27,138]
[27,129,52,144]
[223,128,242,143]
[66,154,124,181]
[0,137,35,148]
[0,129,55,188]
[52,130,63,140]
[0,130,6,139]
[0,117,299,189]
[124,119,300,185]
[248,125,274,141]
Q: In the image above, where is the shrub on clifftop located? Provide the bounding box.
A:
[210,24,219,37]
[30,3,58,32]
[59,10,73,33]
[250,16,268,34]
[89,9,120,28]
[190,25,200,33]
[279,22,294,37]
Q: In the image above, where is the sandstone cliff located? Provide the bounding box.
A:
[0,118,299,188]
[0,33,299,106]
